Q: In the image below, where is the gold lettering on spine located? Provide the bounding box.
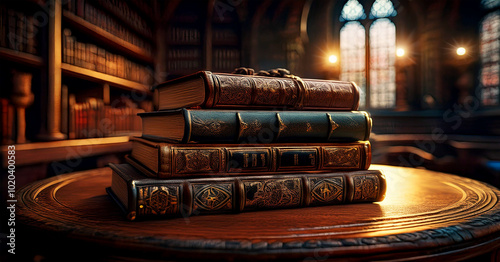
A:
[294,154,299,165]
[243,153,249,168]
[260,154,266,167]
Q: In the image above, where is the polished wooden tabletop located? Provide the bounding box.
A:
[16,165,500,261]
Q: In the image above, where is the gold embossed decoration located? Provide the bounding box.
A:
[309,177,344,205]
[191,115,227,137]
[238,114,263,139]
[254,79,283,105]
[244,178,302,209]
[276,113,287,137]
[174,149,220,174]
[138,186,179,216]
[304,81,335,107]
[327,113,340,140]
[352,175,379,201]
[218,74,252,105]
[193,184,233,212]
[323,146,360,168]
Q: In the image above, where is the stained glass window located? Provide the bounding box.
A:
[340,0,366,21]
[339,0,397,109]
[480,10,500,106]
[370,0,397,19]
[370,18,396,108]
[340,22,366,107]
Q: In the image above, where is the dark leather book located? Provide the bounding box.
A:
[107,163,386,221]
[151,71,360,111]
[128,137,371,178]
[139,109,372,143]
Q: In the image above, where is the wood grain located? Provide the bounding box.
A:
[0,136,135,168]
[16,165,500,261]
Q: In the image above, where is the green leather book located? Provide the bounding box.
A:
[107,163,386,221]
[128,137,371,178]
[139,109,371,143]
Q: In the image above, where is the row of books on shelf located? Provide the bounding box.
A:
[63,29,153,85]
[166,60,201,72]
[168,26,201,44]
[67,97,143,139]
[63,0,152,53]
[213,29,238,43]
[0,5,39,55]
[167,24,239,48]
[167,48,201,60]
[96,0,152,38]
[65,0,152,39]
[107,71,386,221]
[213,49,240,70]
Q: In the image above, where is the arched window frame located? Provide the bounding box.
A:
[337,0,398,109]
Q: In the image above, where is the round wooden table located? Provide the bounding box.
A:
[16,165,500,261]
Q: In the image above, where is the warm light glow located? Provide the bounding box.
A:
[328,55,338,63]
[396,48,405,57]
[456,47,466,56]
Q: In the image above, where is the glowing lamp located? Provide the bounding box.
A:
[456,47,466,56]
[328,55,338,64]
[396,48,405,57]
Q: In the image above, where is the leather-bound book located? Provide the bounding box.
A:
[107,163,386,221]
[151,71,360,111]
[128,137,371,178]
[139,109,371,143]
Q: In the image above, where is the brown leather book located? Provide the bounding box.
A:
[151,71,360,111]
[128,137,371,178]
[140,109,372,143]
[107,163,386,221]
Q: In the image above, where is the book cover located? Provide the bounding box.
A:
[152,71,360,111]
[129,137,371,178]
[140,109,372,143]
[107,163,386,220]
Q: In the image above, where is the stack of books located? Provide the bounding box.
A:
[107,71,387,221]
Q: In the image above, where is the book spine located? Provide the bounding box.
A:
[129,170,386,220]
[151,142,370,178]
[204,73,359,110]
[183,110,371,143]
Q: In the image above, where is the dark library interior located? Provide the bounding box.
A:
[1,0,500,261]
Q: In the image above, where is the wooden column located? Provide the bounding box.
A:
[39,0,65,140]
[11,71,34,144]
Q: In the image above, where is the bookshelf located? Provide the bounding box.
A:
[62,10,153,63]
[0,0,155,178]
[0,135,135,168]
[0,47,43,67]
[0,0,247,181]
[211,5,242,73]
[163,1,243,80]
[165,2,205,79]
[61,63,149,92]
